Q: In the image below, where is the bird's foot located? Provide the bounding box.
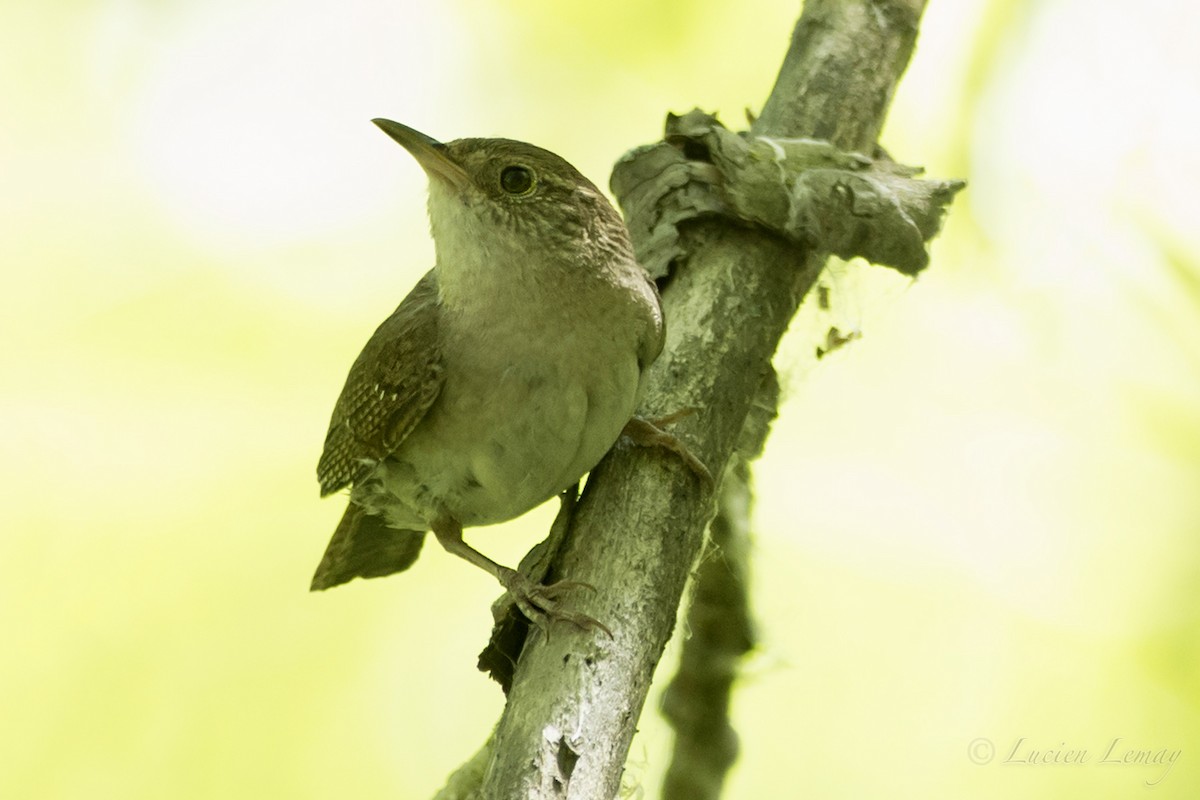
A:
[622,413,715,490]
[496,567,612,640]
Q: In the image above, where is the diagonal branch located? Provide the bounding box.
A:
[451,2,941,798]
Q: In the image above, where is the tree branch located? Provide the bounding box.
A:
[660,371,776,800]
[754,0,926,150]
[460,2,939,798]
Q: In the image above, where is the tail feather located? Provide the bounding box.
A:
[310,503,426,591]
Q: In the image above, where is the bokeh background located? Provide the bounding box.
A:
[3,0,1198,797]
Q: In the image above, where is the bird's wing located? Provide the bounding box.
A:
[317,269,444,496]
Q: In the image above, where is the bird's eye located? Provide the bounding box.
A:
[499,165,535,195]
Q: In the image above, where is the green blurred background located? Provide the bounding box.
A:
[3,0,1198,797]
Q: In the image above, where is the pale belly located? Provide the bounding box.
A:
[357,325,643,530]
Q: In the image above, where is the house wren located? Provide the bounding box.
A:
[311,119,668,626]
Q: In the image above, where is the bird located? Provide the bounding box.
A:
[310,119,674,628]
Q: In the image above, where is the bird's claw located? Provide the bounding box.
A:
[622,414,715,491]
[497,569,612,640]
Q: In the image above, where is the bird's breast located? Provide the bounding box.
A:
[372,276,647,528]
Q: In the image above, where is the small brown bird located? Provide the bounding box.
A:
[311,120,666,625]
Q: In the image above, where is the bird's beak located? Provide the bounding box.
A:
[372,118,472,193]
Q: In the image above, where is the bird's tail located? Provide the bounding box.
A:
[310,503,425,591]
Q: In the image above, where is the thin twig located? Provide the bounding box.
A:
[660,371,776,800]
